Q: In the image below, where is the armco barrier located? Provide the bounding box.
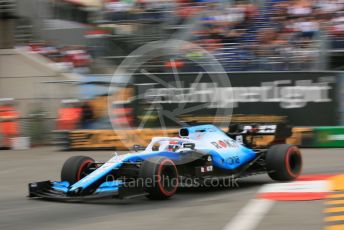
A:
[63,127,312,150]
[67,129,179,150]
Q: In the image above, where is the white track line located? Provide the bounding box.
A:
[223,199,275,230]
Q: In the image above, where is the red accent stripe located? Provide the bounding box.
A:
[296,174,337,181]
[86,30,111,36]
[285,146,302,178]
[156,159,178,197]
[258,192,329,201]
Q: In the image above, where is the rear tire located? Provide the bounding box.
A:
[266,144,302,181]
[61,156,95,184]
[139,157,179,200]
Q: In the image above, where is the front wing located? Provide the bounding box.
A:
[28,181,147,201]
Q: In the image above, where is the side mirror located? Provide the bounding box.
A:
[133,144,145,152]
[183,143,195,150]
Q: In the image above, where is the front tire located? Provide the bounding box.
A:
[266,144,302,181]
[61,156,95,184]
[139,157,179,200]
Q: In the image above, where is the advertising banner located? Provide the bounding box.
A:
[312,127,344,147]
[132,72,339,127]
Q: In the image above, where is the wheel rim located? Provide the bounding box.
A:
[286,148,302,177]
[157,160,178,196]
[160,167,177,193]
[77,160,93,181]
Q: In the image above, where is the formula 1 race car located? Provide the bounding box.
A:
[28,124,302,201]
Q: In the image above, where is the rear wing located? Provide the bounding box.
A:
[226,123,293,148]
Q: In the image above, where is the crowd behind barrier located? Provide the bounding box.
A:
[12,0,344,72]
[18,42,92,74]
[99,0,344,71]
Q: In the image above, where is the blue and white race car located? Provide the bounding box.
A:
[28,124,302,201]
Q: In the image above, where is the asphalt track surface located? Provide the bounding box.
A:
[0,147,343,230]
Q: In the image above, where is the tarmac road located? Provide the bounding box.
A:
[0,147,343,230]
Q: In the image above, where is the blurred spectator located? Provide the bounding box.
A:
[316,0,344,14]
[287,0,313,17]
[0,99,19,149]
[56,100,81,131]
[253,28,279,70]
[63,46,92,74]
[328,11,344,48]
[104,0,134,21]
[293,16,320,39]
[290,37,319,70]
[80,101,95,129]
[22,42,92,74]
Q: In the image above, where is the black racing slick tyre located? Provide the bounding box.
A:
[61,156,95,184]
[139,157,179,200]
[266,144,302,181]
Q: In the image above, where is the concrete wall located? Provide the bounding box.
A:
[0,20,15,49]
[16,0,89,46]
[42,19,89,46]
[16,0,51,35]
[0,48,80,119]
